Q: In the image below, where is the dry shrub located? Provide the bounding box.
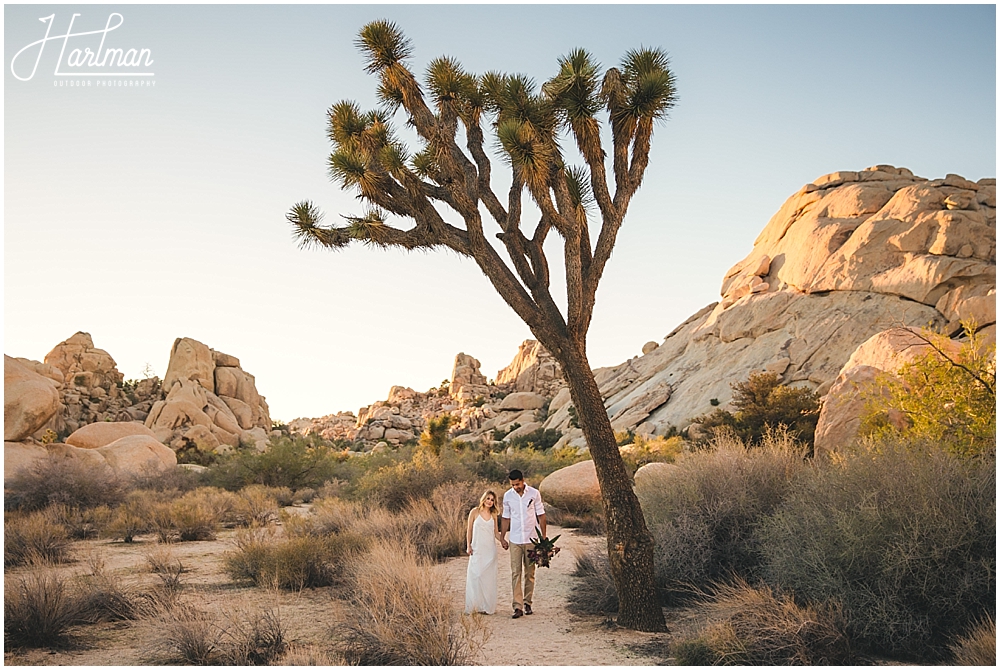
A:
[288,496,365,536]
[5,454,127,511]
[224,526,367,589]
[635,429,806,598]
[75,555,154,622]
[150,603,219,664]
[760,440,995,658]
[146,487,235,541]
[150,602,286,665]
[673,580,851,665]
[4,561,85,648]
[353,450,465,511]
[292,487,317,504]
[145,545,185,594]
[232,484,281,526]
[568,548,618,615]
[106,491,158,542]
[129,463,203,492]
[341,538,489,665]
[544,502,606,536]
[949,616,995,666]
[48,503,113,540]
[316,478,348,499]
[4,509,70,567]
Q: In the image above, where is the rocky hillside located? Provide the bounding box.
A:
[541,165,994,449]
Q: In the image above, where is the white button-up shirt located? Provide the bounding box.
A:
[502,485,545,545]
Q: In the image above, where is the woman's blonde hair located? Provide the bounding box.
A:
[478,490,500,520]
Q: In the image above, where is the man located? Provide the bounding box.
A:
[500,469,547,619]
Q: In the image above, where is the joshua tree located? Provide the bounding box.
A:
[288,21,676,631]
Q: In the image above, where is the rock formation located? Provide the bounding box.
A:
[145,337,272,453]
[40,332,161,434]
[542,167,994,448]
[539,460,601,511]
[4,356,61,442]
[495,340,566,397]
[450,353,491,404]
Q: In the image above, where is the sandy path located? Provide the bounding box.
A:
[437,526,666,666]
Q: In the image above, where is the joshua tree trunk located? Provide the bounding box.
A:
[546,338,664,631]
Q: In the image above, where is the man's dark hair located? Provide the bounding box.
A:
[508,469,524,481]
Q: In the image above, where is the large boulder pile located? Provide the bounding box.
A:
[543,167,995,448]
[4,356,62,442]
[145,338,272,453]
[37,332,162,434]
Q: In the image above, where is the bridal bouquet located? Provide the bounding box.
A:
[527,527,561,568]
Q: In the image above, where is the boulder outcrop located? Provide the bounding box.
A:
[4,356,62,442]
[542,167,994,443]
[539,460,600,511]
[145,338,271,453]
[66,421,159,449]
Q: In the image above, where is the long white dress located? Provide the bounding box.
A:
[465,514,498,614]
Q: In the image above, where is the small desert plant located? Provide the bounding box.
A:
[568,549,618,615]
[151,603,220,664]
[760,439,995,658]
[278,643,336,665]
[949,616,995,666]
[4,562,85,648]
[341,538,489,665]
[419,414,453,456]
[292,487,317,504]
[672,580,851,665]
[316,478,348,499]
[75,556,153,622]
[205,434,344,491]
[129,463,203,492]
[619,434,685,471]
[217,606,287,665]
[635,429,807,598]
[106,493,156,542]
[5,455,127,511]
[4,509,70,567]
[145,544,186,593]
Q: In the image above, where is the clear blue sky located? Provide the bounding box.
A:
[5,3,996,421]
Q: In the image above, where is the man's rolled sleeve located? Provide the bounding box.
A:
[502,496,511,519]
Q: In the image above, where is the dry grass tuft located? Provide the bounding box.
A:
[279,643,337,665]
[567,548,618,615]
[949,616,995,666]
[672,580,851,665]
[4,509,70,567]
[4,560,85,648]
[341,537,490,665]
[148,602,286,665]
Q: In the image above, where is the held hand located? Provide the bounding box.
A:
[501,540,509,550]
[467,547,473,556]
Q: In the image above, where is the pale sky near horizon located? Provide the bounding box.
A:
[4,3,996,421]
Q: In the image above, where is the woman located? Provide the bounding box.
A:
[465,490,508,615]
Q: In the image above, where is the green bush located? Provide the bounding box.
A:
[352,450,466,511]
[759,440,995,659]
[635,430,807,599]
[861,325,996,458]
[204,434,347,491]
[693,371,820,448]
[671,580,851,665]
[504,427,563,451]
[5,455,127,511]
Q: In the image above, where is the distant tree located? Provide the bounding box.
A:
[419,414,453,456]
[695,372,820,448]
[287,21,676,630]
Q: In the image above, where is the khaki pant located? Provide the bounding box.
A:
[509,543,536,610]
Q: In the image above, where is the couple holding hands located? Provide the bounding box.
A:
[465,469,546,618]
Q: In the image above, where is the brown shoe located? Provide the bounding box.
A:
[512,609,523,619]
[524,603,533,615]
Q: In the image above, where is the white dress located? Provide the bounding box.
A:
[465,514,498,614]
